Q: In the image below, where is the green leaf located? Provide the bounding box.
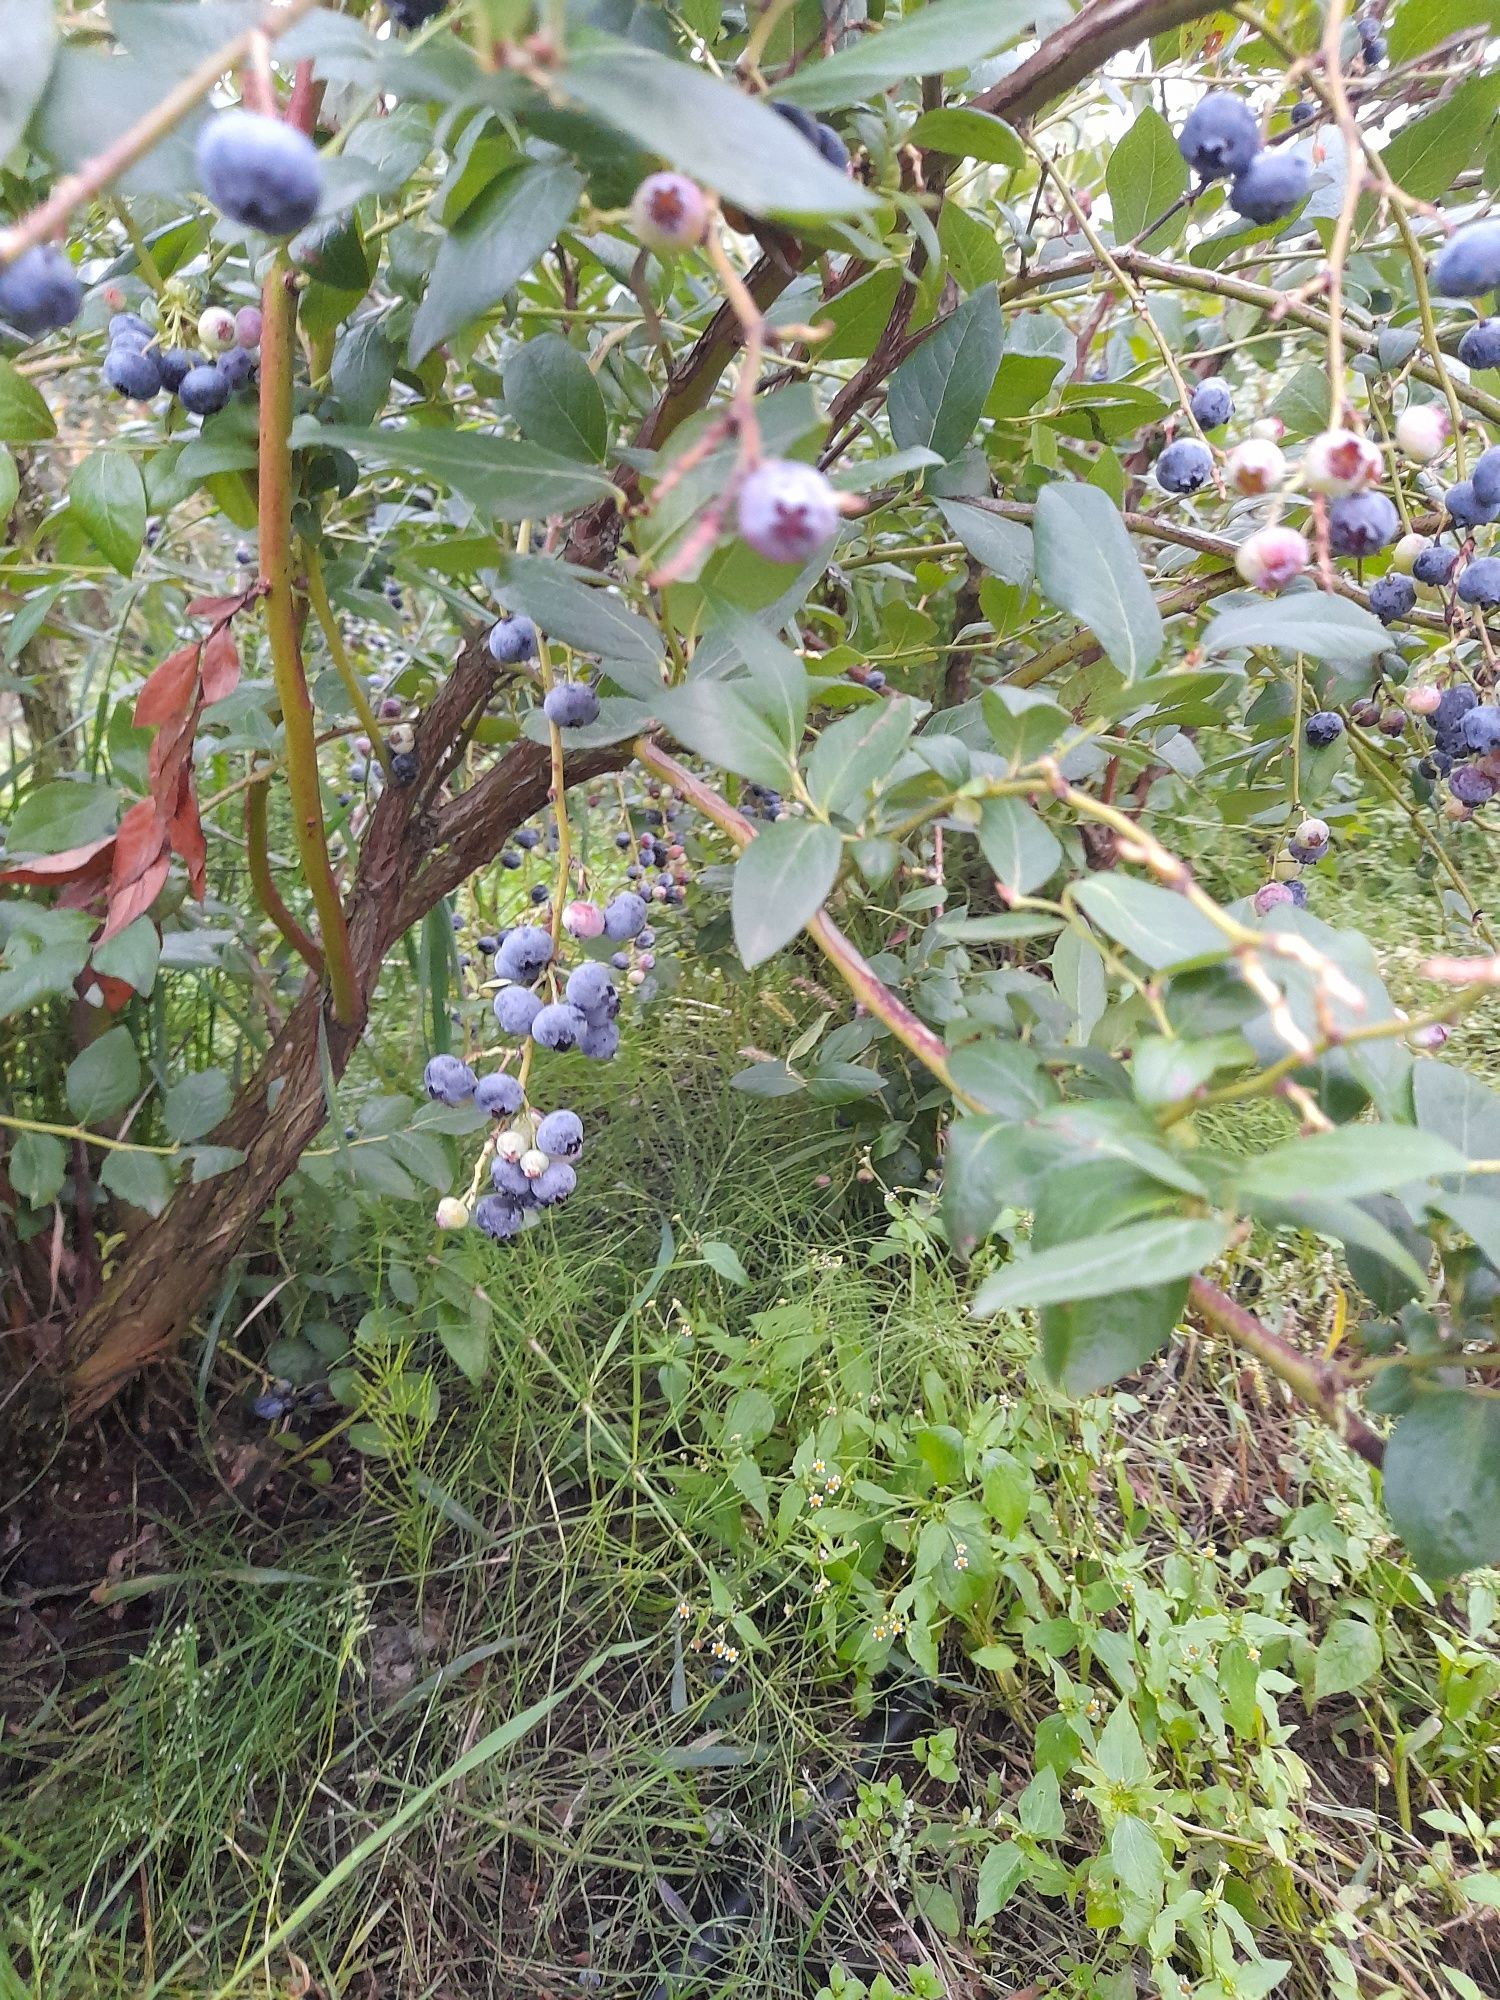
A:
[937,498,1034,588]
[504,334,607,464]
[1389,0,1497,64]
[0,448,18,526]
[888,287,1003,464]
[0,358,55,443]
[494,554,662,670]
[971,1217,1229,1314]
[1313,1617,1383,1698]
[1412,1058,1500,1170]
[906,106,1024,169]
[163,1068,232,1143]
[1017,1764,1065,1838]
[409,159,583,362]
[288,418,618,523]
[774,0,1043,111]
[731,818,842,969]
[560,40,876,221]
[655,679,793,790]
[1042,1281,1188,1395]
[65,1026,141,1124]
[1106,106,1190,251]
[1051,927,1107,1041]
[974,1840,1026,1923]
[1381,73,1500,199]
[723,1385,776,1448]
[436,1301,489,1386]
[98,1146,173,1216]
[10,1130,66,1206]
[805,697,917,817]
[948,1039,1059,1119]
[977,796,1061,896]
[1235,1125,1467,1205]
[91,917,159,996]
[1200,590,1388,665]
[0,0,55,158]
[943,1113,1029,1253]
[1034,482,1162,679]
[1384,1390,1500,1580]
[983,685,1068,767]
[6,778,119,855]
[699,1239,750,1286]
[1074,876,1224,969]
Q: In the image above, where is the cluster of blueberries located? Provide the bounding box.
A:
[486,609,605,730]
[1411,685,1500,810]
[423,1056,585,1241]
[488,893,649,1060]
[101,303,262,415]
[1176,91,1312,229]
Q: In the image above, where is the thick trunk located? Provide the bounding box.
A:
[64,636,626,1416]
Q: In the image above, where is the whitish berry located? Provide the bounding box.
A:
[1405,684,1442,715]
[1155,438,1213,493]
[1228,148,1310,223]
[1327,491,1398,555]
[1225,438,1285,495]
[487,613,538,665]
[519,1147,549,1179]
[1304,428,1381,495]
[424,1053,477,1104]
[1251,416,1285,442]
[197,306,236,352]
[1394,403,1449,463]
[387,722,415,754]
[1178,92,1260,179]
[1432,220,1500,298]
[435,1197,469,1230]
[196,110,323,236]
[1235,525,1308,591]
[630,172,710,254]
[496,1128,527,1163]
[0,246,83,339]
[737,459,840,563]
[475,1072,524,1118]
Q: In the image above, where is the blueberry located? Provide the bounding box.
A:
[637,927,655,947]
[235,305,263,348]
[529,882,551,905]
[177,362,231,415]
[157,347,201,392]
[603,891,648,941]
[424,1053,477,1104]
[1445,479,1500,528]
[513,827,541,850]
[535,1108,583,1159]
[1189,376,1233,429]
[1326,491,1399,554]
[579,1017,620,1061]
[542,681,601,729]
[0,246,83,339]
[610,951,629,971]
[866,669,886,691]
[196,110,323,236]
[476,935,498,955]
[1289,99,1316,127]
[1451,762,1496,806]
[500,849,522,869]
[530,1002,589,1052]
[1472,446,1500,509]
[386,0,449,25]
[629,172,710,255]
[450,911,464,932]
[473,1193,525,1240]
[769,100,822,146]
[1457,557,1500,607]
[103,345,162,400]
[495,925,552,983]
[532,1161,577,1207]
[1155,438,1214,493]
[1228,148,1311,224]
[487,613,537,665]
[565,961,617,1018]
[1304,710,1344,748]
[217,345,256,391]
[1434,685,1478,735]
[1460,702,1500,749]
[108,311,154,348]
[494,985,544,1036]
[1432,220,1500,299]
[1368,574,1416,623]
[1177,92,1261,178]
[1458,319,1500,370]
[390,750,419,786]
[614,831,632,850]
[736,459,840,564]
[1413,545,1459,586]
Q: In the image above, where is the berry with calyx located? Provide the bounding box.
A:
[496,924,553,983]
[543,680,601,728]
[1235,525,1308,592]
[562,900,604,940]
[1413,545,1459,587]
[103,346,162,400]
[529,883,550,906]
[435,1197,469,1231]
[1379,706,1407,736]
[531,1002,589,1052]
[1228,148,1311,223]
[1251,416,1286,442]
[1369,573,1416,623]
[157,347,200,393]
[565,961,617,1018]
[177,362,232,415]
[494,985,544,1036]
[1304,428,1381,495]
[424,1053,477,1104]
[1327,491,1399,555]
[235,305,263,347]
[1451,762,1496,806]
[386,723,415,754]
[474,1193,524,1241]
[1445,479,1500,528]
[196,110,323,236]
[1155,437,1213,493]
[1392,533,1428,573]
[1394,403,1449,463]
[1253,882,1296,915]
[519,1146,549,1180]
[487,613,537,665]
[491,1156,534,1200]
[197,306,236,352]
[476,935,498,955]
[580,1017,620,1060]
[630,172,710,255]
[1189,376,1233,428]
[1458,319,1500,370]
[1457,556,1500,606]
[1304,712,1343,749]
[532,1161,577,1207]
[390,750,418,786]
[1226,438,1285,494]
[0,246,83,338]
[1296,815,1330,848]
[737,459,841,563]
[1177,92,1261,178]
[535,1109,583,1159]
[475,1072,524,1118]
[499,848,522,870]
[1432,220,1500,298]
[1471,446,1500,509]
[603,890,648,940]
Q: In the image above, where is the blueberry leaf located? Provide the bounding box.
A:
[1034,482,1163,680]
[970,1216,1229,1313]
[773,0,1051,112]
[409,159,583,362]
[731,818,842,968]
[504,333,607,464]
[1384,1390,1500,1578]
[1106,106,1189,252]
[889,287,1003,464]
[71,450,147,576]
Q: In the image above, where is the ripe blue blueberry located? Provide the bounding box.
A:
[603,890,648,940]
[532,1162,577,1207]
[513,827,541,850]
[736,459,840,564]
[614,830,632,850]
[770,102,851,173]
[866,669,886,691]
[1444,479,1500,528]
[1459,320,1500,370]
[1229,149,1310,222]
[529,883,550,906]
[1432,221,1500,298]
[177,362,232,415]
[217,346,256,391]
[530,1002,589,1052]
[487,613,538,665]
[386,0,449,25]
[499,849,522,869]
[494,985,543,1036]
[474,1193,525,1240]
[196,110,323,236]
[1177,92,1261,179]
[1472,447,1500,509]
[157,347,201,393]
[1189,377,1233,429]
[543,681,601,729]
[1155,438,1213,493]
[495,925,552,983]
[1326,491,1399,554]
[108,311,153,348]
[1457,557,1500,607]
[535,1109,583,1159]
[1368,574,1416,624]
[474,1072,524,1118]
[1304,710,1344,749]
[579,1017,620,1061]
[1460,702,1500,750]
[0,246,83,339]
[1413,545,1459,586]
[424,1053,477,1104]
[637,927,655,947]
[565,961,617,1018]
[610,952,629,971]
[491,1156,536,1200]
[1451,762,1496,806]
[1434,683,1478,730]
[390,750,418,787]
[103,345,162,400]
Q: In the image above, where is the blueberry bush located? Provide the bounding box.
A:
[7,0,1500,1980]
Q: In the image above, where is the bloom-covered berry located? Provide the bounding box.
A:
[1457,556,1500,606]
[1225,438,1285,495]
[1432,220,1500,298]
[495,925,552,983]
[390,750,418,787]
[475,1071,524,1118]
[1471,446,1500,509]
[235,305,263,348]
[531,1002,589,1052]
[1451,762,1496,806]
[565,961,617,1017]
[1253,882,1296,915]
[737,459,840,564]
[104,346,162,400]
[535,1108,583,1159]
[177,362,232,415]
[1155,438,1213,493]
[532,1161,577,1206]
[474,1193,525,1240]
[1394,403,1449,463]
[1304,713,1343,749]
[513,826,541,850]
[1460,703,1500,750]
[0,246,83,339]
[1228,148,1310,223]
[630,172,710,254]
[543,681,601,728]
[424,1053,477,1104]
[1189,376,1232,429]
[196,110,323,236]
[156,347,200,393]
[1178,92,1261,178]
[579,1017,620,1061]
[1445,479,1500,528]
[603,891,648,940]
[1304,428,1381,495]
[1235,525,1308,591]
[1458,319,1500,370]
[1368,573,1416,624]
[487,613,538,665]
[494,985,544,1036]
[1413,545,1459,587]
[1326,491,1399,555]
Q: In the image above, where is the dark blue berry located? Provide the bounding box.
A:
[217,346,256,391]
[1229,149,1310,223]
[513,827,541,850]
[157,347,201,392]
[1471,447,1500,509]
[565,962,617,1018]
[1178,93,1261,178]
[477,935,498,954]
[529,883,550,905]
[1458,320,1500,370]
[530,1002,589,1052]
[1432,221,1500,299]
[1305,711,1344,748]
[474,1193,524,1240]
[474,1072,524,1118]
[500,849,522,869]
[1327,491,1399,555]
[542,681,601,729]
[866,670,886,691]
[177,362,231,415]
[603,891,648,940]
[487,613,538,665]
[103,346,161,400]
[1445,479,1500,528]
[108,311,153,348]
[1156,438,1214,493]
[1189,377,1232,429]
[1457,557,1500,607]
[532,1161,576,1206]
[1368,574,1416,624]
[196,110,323,236]
[579,1017,620,1060]
[1413,546,1459,586]
[495,926,552,983]
[390,750,418,786]
[0,247,83,339]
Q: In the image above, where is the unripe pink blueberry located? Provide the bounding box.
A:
[435,1196,469,1230]
[1296,815,1329,847]
[1392,533,1429,573]
[197,305,236,353]
[1225,438,1285,496]
[235,305,263,348]
[1304,428,1382,495]
[1253,882,1295,915]
[637,950,655,970]
[630,172,710,254]
[1406,683,1442,715]
[628,966,647,985]
[355,734,371,754]
[736,458,840,564]
[1250,416,1285,442]
[562,898,604,939]
[1394,403,1449,463]
[1409,1021,1450,1051]
[1235,525,1309,591]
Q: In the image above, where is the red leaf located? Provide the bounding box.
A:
[168,778,207,899]
[186,590,254,620]
[0,834,116,887]
[91,971,137,1013]
[98,853,170,942]
[147,702,201,802]
[201,624,240,704]
[110,798,169,893]
[134,645,201,728]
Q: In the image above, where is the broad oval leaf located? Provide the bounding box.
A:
[1074,876,1225,969]
[1201,589,1388,665]
[409,159,584,363]
[971,1216,1229,1314]
[977,796,1062,896]
[806,698,918,817]
[1384,1389,1500,1580]
[1235,1124,1467,1205]
[504,334,607,464]
[774,0,1046,112]
[1106,106,1189,252]
[889,287,1003,464]
[731,818,842,969]
[71,451,147,576]
[1034,482,1162,680]
[289,418,619,522]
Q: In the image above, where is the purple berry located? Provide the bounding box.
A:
[424,1053,477,1104]
[736,459,840,564]
[196,110,323,236]
[487,613,538,665]
[1304,710,1343,748]
[1458,319,1500,370]
[1253,882,1295,915]
[1451,762,1496,806]
[1189,377,1233,429]
[0,246,83,339]
[1326,491,1399,555]
[494,985,544,1036]
[474,1193,525,1240]
[235,305,263,347]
